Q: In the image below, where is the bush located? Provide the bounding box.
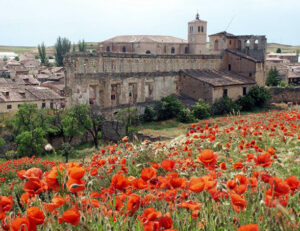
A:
[237,94,255,111]
[155,95,184,121]
[191,99,210,119]
[142,106,157,122]
[176,108,195,123]
[211,97,241,115]
[247,86,271,107]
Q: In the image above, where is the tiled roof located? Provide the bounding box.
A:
[0,85,63,102]
[180,69,256,87]
[102,35,187,44]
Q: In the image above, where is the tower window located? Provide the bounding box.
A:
[198,26,200,32]
[201,26,204,32]
[122,46,126,53]
[190,26,193,32]
[223,89,228,97]
[106,46,110,52]
[171,47,175,54]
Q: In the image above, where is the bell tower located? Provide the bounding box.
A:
[188,13,207,54]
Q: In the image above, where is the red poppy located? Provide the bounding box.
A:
[237,224,259,231]
[161,160,176,171]
[231,194,247,213]
[197,149,218,170]
[58,208,81,225]
[27,207,45,226]
[111,174,129,191]
[141,168,157,181]
[189,177,205,193]
[10,217,30,231]
[127,194,141,216]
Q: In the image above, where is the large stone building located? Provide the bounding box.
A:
[64,14,267,116]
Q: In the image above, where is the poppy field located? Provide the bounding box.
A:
[0,109,299,231]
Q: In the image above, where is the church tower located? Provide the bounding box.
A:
[188,13,207,54]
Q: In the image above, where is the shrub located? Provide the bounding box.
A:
[247,86,271,107]
[237,94,255,111]
[155,95,184,121]
[176,108,195,123]
[191,99,211,119]
[211,97,241,115]
[142,106,157,122]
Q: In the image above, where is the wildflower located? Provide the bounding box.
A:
[237,224,258,231]
[197,149,218,170]
[10,217,30,231]
[161,160,176,171]
[141,168,157,181]
[27,206,45,226]
[58,208,81,225]
[231,194,247,213]
[189,177,205,193]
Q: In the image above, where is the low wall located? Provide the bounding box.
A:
[268,87,300,104]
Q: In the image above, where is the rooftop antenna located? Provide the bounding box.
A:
[225,15,236,32]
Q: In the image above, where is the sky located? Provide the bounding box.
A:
[0,0,299,46]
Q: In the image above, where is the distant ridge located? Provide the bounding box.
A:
[0,42,299,55]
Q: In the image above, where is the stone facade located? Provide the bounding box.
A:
[64,52,223,114]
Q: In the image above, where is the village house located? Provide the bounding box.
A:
[0,84,65,113]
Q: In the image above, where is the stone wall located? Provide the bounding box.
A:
[268,87,300,104]
[64,52,223,110]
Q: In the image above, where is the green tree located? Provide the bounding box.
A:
[71,104,104,149]
[3,57,8,62]
[176,108,195,123]
[54,37,71,66]
[266,67,279,86]
[276,48,282,53]
[38,42,48,64]
[14,56,19,61]
[78,40,87,52]
[16,128,47,157]
[116,107,140,136]
[142,106,157,122]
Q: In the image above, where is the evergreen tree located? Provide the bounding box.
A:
[266,67,279,86]
[78,40,87,52]
[38,42,48,64]
[54,37,71,66]
[276,48,282,53]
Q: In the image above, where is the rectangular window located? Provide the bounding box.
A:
[198,26,200,32]
[50,103,54,109]
[18,104,21,108]
[243,87,247,96]
[42,103,46,108]
[7,105,12,110]
[223,89,228,97]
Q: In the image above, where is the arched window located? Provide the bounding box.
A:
[214,40,219,51]
[254,40,258,50]
[146,50,151,54]
[201,26,204,32]
[198,26,200,32]
[106,46,110,52]
[171,47,175,54]
[245,40,250,47]
[122,46,126,53]
[185,47,189,54]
